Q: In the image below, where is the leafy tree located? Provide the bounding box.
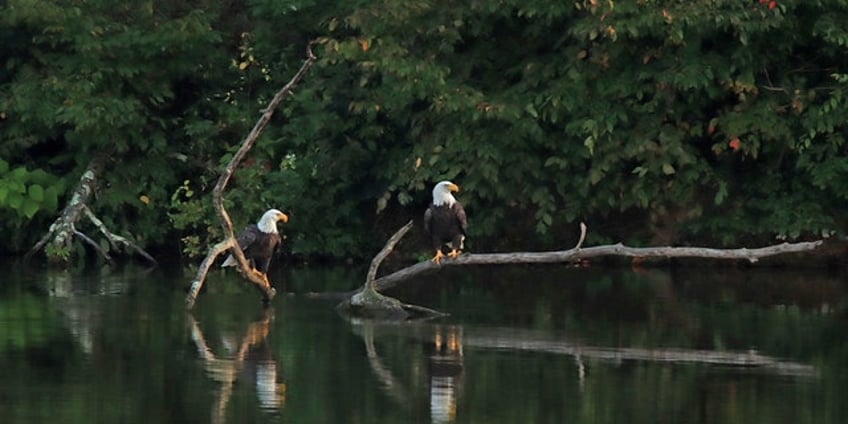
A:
[5,0,848,261]
[1,0,248,256]
[256,0,848,256]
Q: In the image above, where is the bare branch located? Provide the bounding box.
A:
[185,240,234,309]
[575,222,587,249]
[83,206,158,265]
[366,220,414,287]
[370,224,824,292]
[73,228,112,262]
[186,43,317,309]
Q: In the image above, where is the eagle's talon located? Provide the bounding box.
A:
[447,249,461,259]
[431,250,445,264]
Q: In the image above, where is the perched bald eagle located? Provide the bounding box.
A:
[222,209,289,274]
[424,181,468,264]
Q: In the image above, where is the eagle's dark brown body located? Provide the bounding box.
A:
[424,181,468,263]
[424,202,467,258]
[235,224,282,274]
[223,209,288,274]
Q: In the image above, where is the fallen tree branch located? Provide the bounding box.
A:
[338,220,448,319]
[25,155,105,263]
[25,152,156,265]
[370,222,824,292]
[185,43,317,309]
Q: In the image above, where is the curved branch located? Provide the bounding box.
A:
[186,43,317,309]
[339,220,448,319]
[366,220,414,287]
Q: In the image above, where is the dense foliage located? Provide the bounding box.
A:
[3,0,848,260]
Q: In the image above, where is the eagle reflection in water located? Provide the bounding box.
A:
[428,325,465,424]
[188,307,285,421]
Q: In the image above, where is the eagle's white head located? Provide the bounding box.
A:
[257,209,289,233]
[432,181,460,207]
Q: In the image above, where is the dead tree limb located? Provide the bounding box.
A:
[83,205,158,265]
[337,220,447,319]
[24,153,157,266]
[25,155,105,263]
[370,222,824,292]
[185,43,317,309]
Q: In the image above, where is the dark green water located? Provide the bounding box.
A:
[1,261,847,423]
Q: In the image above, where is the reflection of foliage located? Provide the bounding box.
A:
[3,265,848,422]
[0,293,58,352]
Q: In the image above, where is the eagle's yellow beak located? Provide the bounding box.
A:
[448,183,460,193]
[278,212,289,223]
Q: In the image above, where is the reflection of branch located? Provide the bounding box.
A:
[187,314,237,424]
[187,308,283,423]
[463,328,817,378]
[185,42,318,309]
[360,322,410,406]
[357,323,817,378]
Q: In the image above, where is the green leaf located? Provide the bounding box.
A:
[44,186,59,212]
[7,192,23,210]
[22,199,39,218]
[0,159,8,174]
[29,184,45,202]
[11,166,27,180]
[661,163,675,175]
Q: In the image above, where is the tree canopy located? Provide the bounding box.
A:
[3,0,848,261]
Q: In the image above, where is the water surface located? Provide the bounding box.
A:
[1,261,846,423]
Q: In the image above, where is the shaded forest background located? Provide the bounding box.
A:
[3,0,848,262]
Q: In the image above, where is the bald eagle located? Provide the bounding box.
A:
[424,181,468,264]
[222,209,289,274]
